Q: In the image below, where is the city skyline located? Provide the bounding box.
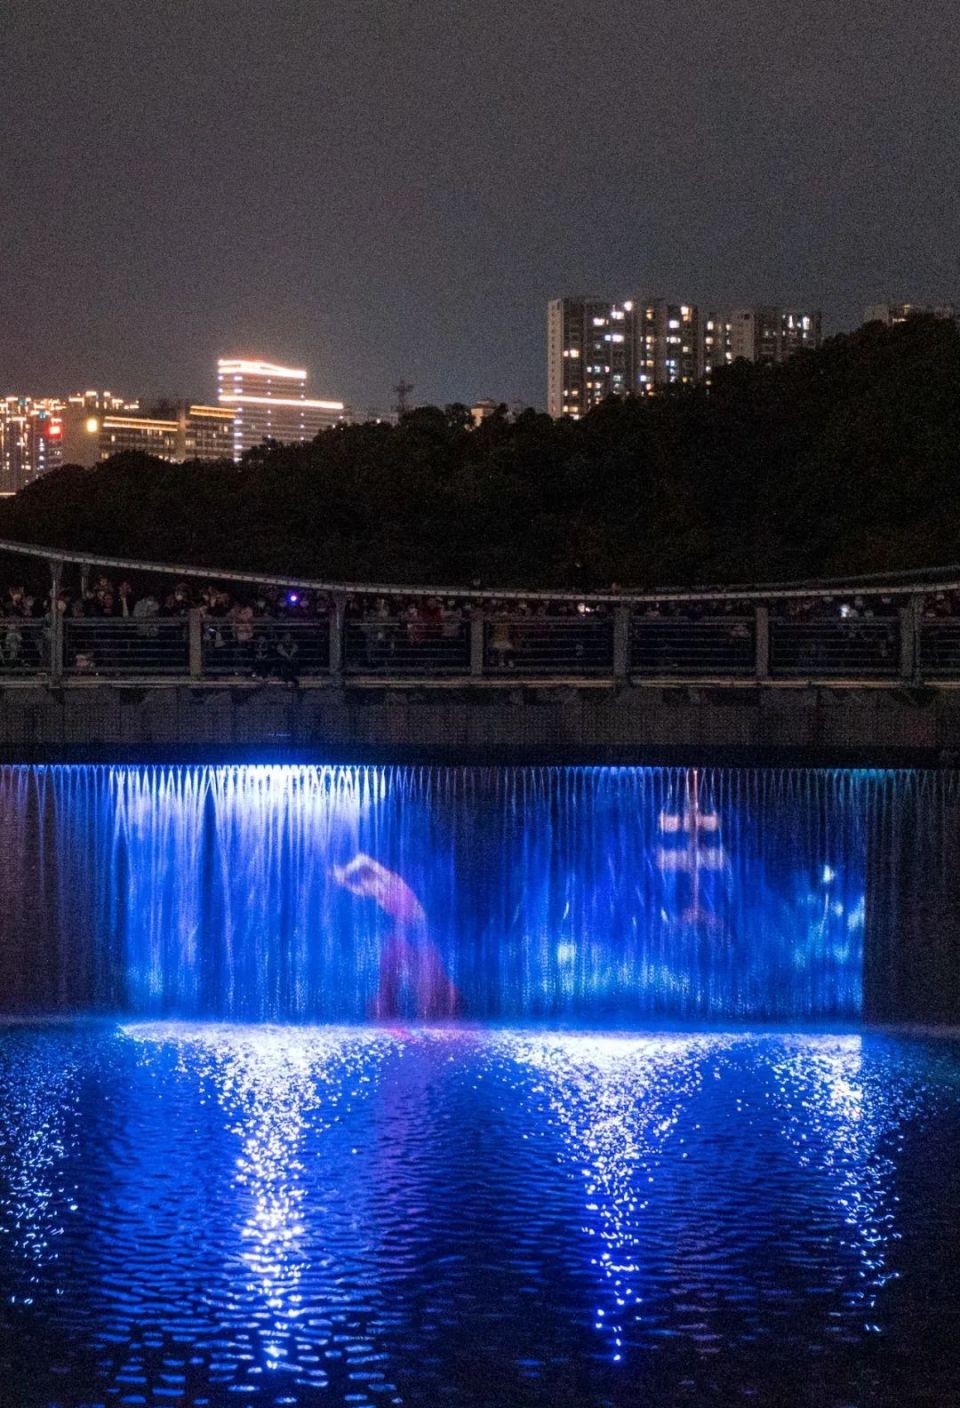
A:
[3,0,959,411]
[0,293,943,418]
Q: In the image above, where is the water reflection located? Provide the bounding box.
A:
[0,1025,958,1408]
[122,1022,403,1404]
[0,1030,80,1305]
[768,1035,904,1330]
[511,1032,729,1363]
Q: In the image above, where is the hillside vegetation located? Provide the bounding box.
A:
[3,316,958,590]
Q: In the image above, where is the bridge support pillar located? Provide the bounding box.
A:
[900,597,921,682]
[755,605,769,680]
[48,559,63,684]
[613,605,631,678]
[329,594,345,679]
[188,609,203,678]
[470,609,484,676]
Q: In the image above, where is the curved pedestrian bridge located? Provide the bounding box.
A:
[1,537,959,761]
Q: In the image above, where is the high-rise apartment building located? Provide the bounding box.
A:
[729,307,821,364]
[547,298,633,419]
[864,302,957,326]
[548,298,822,416]
[703,312,733,379]
[0,398,64,494]
[216,359,347,459]
[636,301,701,392]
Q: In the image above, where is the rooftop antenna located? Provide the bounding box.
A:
[393,379,415,420]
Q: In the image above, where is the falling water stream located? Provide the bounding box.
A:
[0,762,933,1022]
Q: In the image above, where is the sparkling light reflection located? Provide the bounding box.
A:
[511,1032,730,1362]
[1,1025,957,1404]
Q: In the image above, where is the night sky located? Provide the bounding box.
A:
[3,0,958,412]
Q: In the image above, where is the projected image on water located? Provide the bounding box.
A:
[0,764,866,1022]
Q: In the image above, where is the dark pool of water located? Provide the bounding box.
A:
[1,1025,959,1407]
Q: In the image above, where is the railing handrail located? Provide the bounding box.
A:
[7,608,960,685]
[1,535,960,607]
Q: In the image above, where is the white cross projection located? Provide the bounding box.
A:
[655,769,726,927]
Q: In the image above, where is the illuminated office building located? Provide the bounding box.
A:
[62,408,176,465]
[67,390,141,416]
[0,398,64,494]
[216,358,347,459]
[61,402,236,467]
[181,404,235,460]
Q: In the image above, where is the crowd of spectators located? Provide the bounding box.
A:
[0,572,959,677]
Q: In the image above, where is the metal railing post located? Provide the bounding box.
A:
[329,594,345,678]
[49,559,63,683]
[613,605,631,679]
[755,605,770,680]
[900,596,921,682]
[470,607,484,676]
[188,608,203,678]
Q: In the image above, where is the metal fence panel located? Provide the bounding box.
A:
[0,619,48,674]
[484,615,614,674]
[64,618,189,675]
[918,619,960,678]
[769,618,899,677]
[202,617,330,677]
[345,617,469,674]
[631,616,755,676]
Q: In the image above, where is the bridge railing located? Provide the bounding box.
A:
[0,619,48,673]
[918,618,960,679]
[768,617,901,678]
[484,615,614,675]
[1,603,955,684]
[203,617,331,677]
[2,530,960,684]
[344,617,469,675]
[631,616,756,676]
[64,617,189,676]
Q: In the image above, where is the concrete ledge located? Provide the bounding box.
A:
[0,680,957,765]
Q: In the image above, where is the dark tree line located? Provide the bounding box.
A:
[2,315,959,591]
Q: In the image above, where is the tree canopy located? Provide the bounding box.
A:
[3,316,959,591]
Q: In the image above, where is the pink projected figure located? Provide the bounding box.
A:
[332,853,459,1020]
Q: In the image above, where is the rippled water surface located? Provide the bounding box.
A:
[1,1025,959,1407]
